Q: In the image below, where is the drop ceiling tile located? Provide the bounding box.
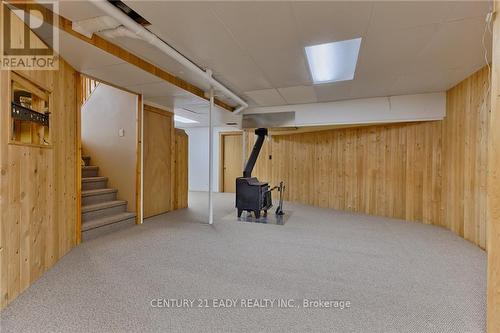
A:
[55,1,104,22]
[356,24,440,76]
[124,81,191,98]
[277,86,317,104]
[314,81,353,103]
[391,67,481,94]
[176,103,210,115]
[244,89,286,106]
[416,17,489,71]
[173,96,211,114]
[445,1,492,22]
[124,1,272,94]
[208,56,273,93]
[349,73,399,99]
[369,1,453,34]
[84,63,160,88]
[59,31,124,71]
[145,97,175,109]
[212,1,310,87]
[125,1,225,64]
[109,37,188,74]
[291,1,373,45]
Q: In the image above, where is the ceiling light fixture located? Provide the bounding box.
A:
[305,38,362,84]
[174,115,199,124]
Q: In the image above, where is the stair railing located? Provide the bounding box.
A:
[80,76,100,106]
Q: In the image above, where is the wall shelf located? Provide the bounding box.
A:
[9,72,52,146]
[11,102,50,126]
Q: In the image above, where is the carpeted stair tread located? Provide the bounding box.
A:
[82,176,107,183]
[82,212,136,231]
[82,200,127,213]
[82,188,117,197]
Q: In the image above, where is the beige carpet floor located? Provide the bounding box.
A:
[0,192,486,332]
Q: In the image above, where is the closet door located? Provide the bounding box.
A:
[143,105,173,218]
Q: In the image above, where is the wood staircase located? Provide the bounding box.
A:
[81,155,136,240]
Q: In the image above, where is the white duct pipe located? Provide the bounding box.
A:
[100,25,143,40]
[208,86,214,225]
[91,1,248,113]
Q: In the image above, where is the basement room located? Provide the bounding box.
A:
[0,1,499,332]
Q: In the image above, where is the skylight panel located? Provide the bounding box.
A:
[305,38,362,84]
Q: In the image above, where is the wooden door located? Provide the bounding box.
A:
[143,105,173,218]
[173,129,188,210]
[221,133,243,193]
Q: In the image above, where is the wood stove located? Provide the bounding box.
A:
[236,128,272,218]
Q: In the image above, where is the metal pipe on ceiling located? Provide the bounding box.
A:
[91,0,248,113]
[208,86,214,225]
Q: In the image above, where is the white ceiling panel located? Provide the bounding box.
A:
[84,63,161,88]
[144,96,175,109]
[291,1,373,45]
[278,86,317,105]
[59,30,124,71]
[124,1,270,93]
[391,67,481,94]
[50,1,493,110]
[349,73,399,100]
[416,17,490,71]
[356,24,440,76]
[211,1,310,87]
[55,1,103,22]
[369,1,453,34]
[172,96,210,114]
[209,55,273,93]
[445,1,492,22]
[124,81,192,99]
[314,81,354,103]
[125,1,226,65]
[244,89,286,106]
[105,35,221,94]
[107,36,187,74]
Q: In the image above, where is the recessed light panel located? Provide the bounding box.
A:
[174,115,198,123]
[305,38,362,84]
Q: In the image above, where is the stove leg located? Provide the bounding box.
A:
[254,211,261,218]
[237,209,243,217]
[263,210,267,217]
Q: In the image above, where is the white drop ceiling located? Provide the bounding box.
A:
[49,1,492,123]
[120,0,492,106]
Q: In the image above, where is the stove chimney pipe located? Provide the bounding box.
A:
[243,128,268,178]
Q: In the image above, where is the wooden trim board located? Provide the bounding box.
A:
[75,73,82,244]
[487,2,499,332]
[136,95,143,224]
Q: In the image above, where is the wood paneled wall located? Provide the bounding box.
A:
[0,65,78,309]
[247,67,490,249]
[247,122,443,222]
[487,1,499,331]
[173,129,188,210]
[443,67,490,247]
